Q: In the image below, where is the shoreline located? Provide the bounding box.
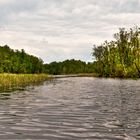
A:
[52,73,139,80]
[0,73,138,92]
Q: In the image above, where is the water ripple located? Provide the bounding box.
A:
[0,77,139,139]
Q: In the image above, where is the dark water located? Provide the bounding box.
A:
[0,77,140,140]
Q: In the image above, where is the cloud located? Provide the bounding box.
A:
[0,0,140,63]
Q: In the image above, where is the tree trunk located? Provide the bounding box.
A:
[135,63,140,77]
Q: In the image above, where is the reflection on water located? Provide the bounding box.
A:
[0,77,140,140]
[0,93,11,100]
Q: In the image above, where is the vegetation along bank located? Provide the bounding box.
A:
[0,74,50,92]
[92,27,140,78]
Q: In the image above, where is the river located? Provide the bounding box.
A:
[0,77,140,140]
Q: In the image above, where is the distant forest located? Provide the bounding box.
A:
[0,45,95,74]
[44,60,95,74]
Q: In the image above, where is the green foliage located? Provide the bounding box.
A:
[44,59,96,75]
[0,73,50,92]
[0,45,44,74]
[92,26,140,78]
[0,45,96,75]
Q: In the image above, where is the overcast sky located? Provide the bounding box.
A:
[0,0,140,63]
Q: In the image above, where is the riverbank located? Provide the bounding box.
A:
[52,73,139,80]
[0,73,51,92]
[52,73,99,78]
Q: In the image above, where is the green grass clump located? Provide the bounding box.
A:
[0,73,51,92]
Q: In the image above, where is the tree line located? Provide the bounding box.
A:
[44,59,95,75]
[1,26,139,77]
[0,45,95,74]
[92,27,140,78]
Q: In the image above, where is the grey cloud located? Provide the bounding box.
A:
[0,0,139,63]
[0,0,41,25]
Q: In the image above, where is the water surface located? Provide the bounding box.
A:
[0,77,140,140]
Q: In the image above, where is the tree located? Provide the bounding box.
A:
[92,26,140,78]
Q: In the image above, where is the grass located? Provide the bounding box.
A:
[0,73,51,92]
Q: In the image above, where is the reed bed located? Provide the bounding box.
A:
[0,73,51,92]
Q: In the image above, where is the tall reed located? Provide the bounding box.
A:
[0,73,51,92]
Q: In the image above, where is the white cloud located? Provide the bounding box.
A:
[0,0,140,63]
